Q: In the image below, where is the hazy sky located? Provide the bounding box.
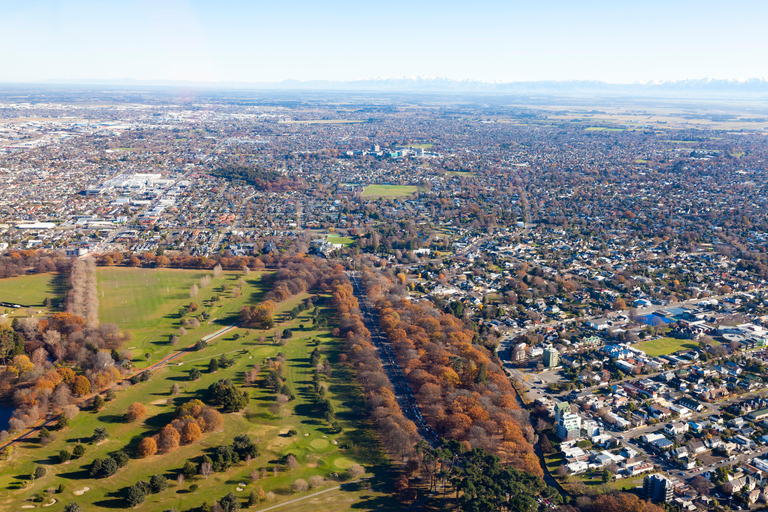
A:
[2,0,767,83]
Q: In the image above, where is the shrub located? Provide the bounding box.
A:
[34,466,47,479]
[63,504,82,512]
[189,484,198,492]
[55,417,69,430]
[190,368,202,381]
[72,444,86,458]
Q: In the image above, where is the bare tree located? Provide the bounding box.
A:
[292,479,308,492]
[200,462,213,478]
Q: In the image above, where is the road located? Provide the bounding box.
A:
[347,272,439,446]
[0,322,238,451]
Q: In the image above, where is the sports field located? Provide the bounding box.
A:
[361,185,418,198]
[327,235,354,246]
[636,337,699,356]
[0,270,394,511]
[0,272,65,310]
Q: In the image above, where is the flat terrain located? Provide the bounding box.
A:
[0,270,395,511]
[97,267,266,367]
[635,337,699,356]
[361,185,418,198]
[0,272,65,310]
[326,236,354,246]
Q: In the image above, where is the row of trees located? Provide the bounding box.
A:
[330,276,420,458]
[66,258,99,328]
[363,269,542,476]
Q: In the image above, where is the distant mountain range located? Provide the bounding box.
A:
[31,76,768,96]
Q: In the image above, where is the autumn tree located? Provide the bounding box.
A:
[125,402,148,422]
[138,437,157,457]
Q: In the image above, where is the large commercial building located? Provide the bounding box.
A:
[555,402,581,441]
[643,474,673,503]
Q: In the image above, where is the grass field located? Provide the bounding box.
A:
[0,270,395,512]
[97,267,266,367]
[0,273,65,309]
[636,337,699,356]
[0,273,66,321]
[445,171,477,177]
[361,185,418,198]
[327,236,354,246]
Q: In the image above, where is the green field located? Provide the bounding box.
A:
[0,270,394,511]
[0,272,65,310]
[585,127,625,132]
[636,337,699,356]
[445,171,477,177]
[327,236,354,246]
[361,185,418,198]
[97,267,266,366]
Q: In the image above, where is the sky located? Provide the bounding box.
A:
[1,0,767,84]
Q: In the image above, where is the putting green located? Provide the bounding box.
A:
[310,438,329,450]
[334,456,355,469]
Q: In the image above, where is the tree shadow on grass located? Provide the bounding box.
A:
[166,374,193,382]
[97,414,126,424]
[34,453,61,465]
[56,466,91,480]
[92,490,128,510]
[143,409,177,429]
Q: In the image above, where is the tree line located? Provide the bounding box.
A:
[362,268,542,476]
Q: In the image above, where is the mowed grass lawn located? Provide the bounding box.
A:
[0,272,66,310]
[0,278,395,511]
[636,337,699,356]
[327,236,354,246]
[361,185,418,198]
[97,267,267,367]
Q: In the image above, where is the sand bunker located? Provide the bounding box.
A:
[73,486,91,496]
[43,498,57,507]
[236,487,244,492]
